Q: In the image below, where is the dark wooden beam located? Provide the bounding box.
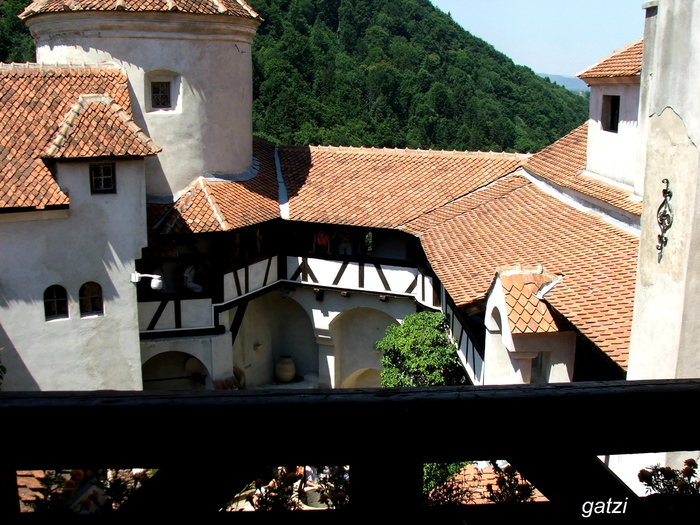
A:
[0,380,698,469]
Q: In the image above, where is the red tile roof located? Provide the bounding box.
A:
[0,64,154,210]
[20,0,260,19]
[16,470,45,513]
[577,39,643,80]
[414,174,638,369]
[433,463,547,505]
[153,137,636,367]
[152,138,280,234]
[524,123,643,216]
[44,94,160,159]
[497,265,560,334]
[280,146,525,229]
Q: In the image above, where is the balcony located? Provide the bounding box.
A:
[1,379,698,522]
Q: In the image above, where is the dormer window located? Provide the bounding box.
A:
[151,81,171,109]
[602,95,620,133]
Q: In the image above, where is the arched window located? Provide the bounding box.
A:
[44,285,68,320]
[79,282,103,317]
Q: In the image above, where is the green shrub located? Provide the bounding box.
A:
[377,311,466,388]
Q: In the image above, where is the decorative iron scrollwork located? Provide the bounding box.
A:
[656,178,673,262]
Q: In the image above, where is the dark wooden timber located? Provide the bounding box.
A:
[1,379,698,522]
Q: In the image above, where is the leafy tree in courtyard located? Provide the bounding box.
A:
[376,311,469,497]
[377,310,466,387]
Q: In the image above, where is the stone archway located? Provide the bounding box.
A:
[340,367,381,388]
[142,351,208,390]
[330,306,398,388]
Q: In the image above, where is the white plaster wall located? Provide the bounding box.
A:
[27,12,258,198]
[231,300,274,388]
[223,258,277,301]
[511,332,576,383]
[628,0,700,381]
[268,295,318,377]
[137,298,213,330]
[628,109,698,379]
[329,306,396,387]
[180,299,214,328]
[288,256,435,306]
[586,82,640,188]
[483,278,575,385]
[609,1,700,490]
[0,160,146,390]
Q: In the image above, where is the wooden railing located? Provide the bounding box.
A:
[1,379,698,522]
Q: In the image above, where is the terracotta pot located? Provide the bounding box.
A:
[275,355,296,383]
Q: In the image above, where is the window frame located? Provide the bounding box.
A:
[44,285,69,321]
[601,94,621,133]
[150,81,172,109]
[79,281,104,317]
[90,163,116,194]
[145,71,181,113]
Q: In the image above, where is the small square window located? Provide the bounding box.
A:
[90,164,116,194]
[151,81,172,109]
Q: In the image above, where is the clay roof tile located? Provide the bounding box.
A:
[0,63,154,210]
[577,39,643,80]
[20,0,261,19]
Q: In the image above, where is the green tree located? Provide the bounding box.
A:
[376,311,468,497]
[0,0,34,63]
[377,311,466,388]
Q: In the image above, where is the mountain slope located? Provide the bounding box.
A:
[248,0,589,152]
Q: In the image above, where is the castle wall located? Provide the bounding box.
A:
[0,159,146,390]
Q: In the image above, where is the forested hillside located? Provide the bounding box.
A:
[247,0,588,152]
[1,0,590,152]
[0,0,33,63]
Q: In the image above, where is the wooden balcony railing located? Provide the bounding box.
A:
[1,379,698,522]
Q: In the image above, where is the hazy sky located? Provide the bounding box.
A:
[430,0,646,77]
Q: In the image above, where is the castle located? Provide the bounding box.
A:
[0,0,697,402]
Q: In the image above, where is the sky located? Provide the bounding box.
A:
[430,0,646,77]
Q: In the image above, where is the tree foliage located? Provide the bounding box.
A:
[0,0,34,63]
[376,311,468,497]
[248,0,589,152]
[486,462,536,503]
[377,311,466,388]
[638,459,700,496]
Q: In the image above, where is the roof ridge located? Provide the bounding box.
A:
[0,62,121,74]
[197,178,230,231]
[576,38,643,79]
[288,144,530,160]
[43,93,161,158]
[21,0,261,19]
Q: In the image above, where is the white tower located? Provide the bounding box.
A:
[21,0,261,200]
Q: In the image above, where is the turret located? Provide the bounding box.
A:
[20,0,261,200]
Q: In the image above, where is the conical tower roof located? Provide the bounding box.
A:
[20,0,260,20]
